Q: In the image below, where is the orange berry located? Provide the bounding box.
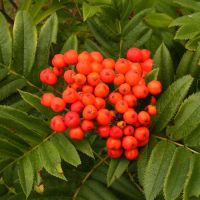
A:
[52,67,64,76]
[110,126,123,139]
[76,61,92,75]
[141,49,151,61]
[81,120,95,131]
[115,58,130,74]
[62,88,78,103]
[64,111,80,128]
[129,63,142,76]
[108,92,122,105]
[90,51,103,63]
[106,137,121,149]
[78,51,93,62]
[82,93,96,105]
[147,80,162,95]
[82,85,94,93]
[125,70,141,86]
[82,105,98,120]
[95,97,106,110]
[100,68,115,83]
[91,61,103,73]
[138,137,149,147]
[114,74,125,85]
[125,148,139,160]
[132,85,149,99]
[50,115,66,132]
[151,96,157,105]
[126,48,142,62]
[96,109,112,125]
[63,49,78,65]
[102,58,115,69]
[87,72,100,86]
[123,94,137,107]
[98,126,110,138]
[41,93,55,107]
[115,100,129,113]
[69,127,84,140]
[50,97,66,112]
[108,149,123,158]
[134,127,149,141]
[122,136,138,150]
[74,73,86,85]
[123,110,137,124]
[64,70,76,84]
[138,111,151,126]
[123,125,134,136]
[40,69,57,85]
[119,83,131,95]
[70,101,84,113]
[117,121,126,129]
[52,54,66,68]
[94,83,109,98]
[141,59,153,72]
[147,105,157,116]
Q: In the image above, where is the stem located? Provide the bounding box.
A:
[127,172,144,193]
[9,0,18,9]
[73,0,82,18]
[155,135,200,154]
[118,20,123,58]
[73,155,109,200]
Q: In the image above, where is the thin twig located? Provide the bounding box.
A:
[73,155,109,200]
[9,0,18,9]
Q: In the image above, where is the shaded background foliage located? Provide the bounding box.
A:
[0,0,200,199]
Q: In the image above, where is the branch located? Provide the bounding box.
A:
[9,0,18,9]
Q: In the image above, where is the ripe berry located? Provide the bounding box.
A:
[134,127,149,141]
[69,127,84,140]
[40,69,57,85]
[123,94,137,107]
[51,97,66,112]
[147,105,157,116]
[74,73,86,85]
[94,83,109,98]
[114,74,125,85]
[132,85,149,99]
[123,125,134,136]
[141,59,153,72]
[95,97,106,110]
[108,92,122,105]
[106,137,121,149]
[123,109,137,124]
[141,49,151,61]
[151,96,157,105]
[81,120,95,131]
[122,136,138,150]
[62,88,78,103]
[78,51,93,62]
[52,67,64,76]
[100,68,115,83]
[108,149,123,159]
[110,126,123,139]
[115,58,130,74]
[138,111,151,126]
[63,49,78,65]
[96,109,112,125]
[82,93,96,105]
[125,70,140,86]
[125,148,139,160]
[91,61,103,73]
[126,48,142,62]
[76,61,92,75]
[98,126,110,138]
[82,105,98,120]
[102,58,115,69]
[138,137,149,147]
[115,100,129,113]
[50,115,66,132]
[90,51,103,63]
[129,63,142,76]
[64,70,76,84]
[70,101,84,113]
[41,93,55,107]
[147,80,162,95]
[87,72,100,86]
[64,111,80,128]
[119,83,131,95]
[82,85,94,93]
[52,54,66,68]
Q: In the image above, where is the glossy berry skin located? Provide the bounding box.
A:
[62,88,78,103]
[97,126,110,138]
[108,92,122,105]
[125,70,141,86]
[81,120,94,131]
[119,83,131,95]
[110,126,123,139]
[64,70,76,84]
[147,80,162,95]
[147,105,157,116]
[50,115,66,132]
[100,68,115,83]
[132,85,149,99]
[50,97,66,112]
[96,109,112,125]
[52,54,66,68]
[115,100,129,113]
[94,83,109,98]
[69,127,84,140]
[78,51,93,63]
[40,69,57,85]
[107,148,123,159]
[90,51,103,63]
[63,49,78,65]
[95,97,106,110]
[87,72,100,86]
[134,127,150,141]
[64,111,80,128]
[115,58,130,74]
[127,48,143,62]
[123,94,137,108]
[141,59,153,72]
[102,58,115,69]
[122,136,138,150]
[137,111,151,126]
[76,61,92,75]
[123,110,137,124]
[82,105,98,120]
[70,101,84,113]
[106,137,121,149]
[125,148,139,160]
[123,125,134,136]
[141,49,151,61]
[41,93,55,107]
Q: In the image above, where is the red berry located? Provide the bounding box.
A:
[52,54,66,68]
[123,110,137,124]
[63,49,78,65]
[95,97,106,110]
[96,109,112,125]
[123,94,137,107]
[69,127,84,140]
[107,148,123,159]
[125,70,140,86]
[50,115,66,132]
[76,61,92,75]
[62,88,78,103]
[97,126,110,138]
[50,97,66,112]
[100,68,115,83]
[141,49,151,61]
[64,111,80,128]
[110,126,123,139]
[124,148,139,160]
[138,111,151,126]
[134,127,150,141]
[147,80,162,95]
[141,59,153,72]
[41,93,55,107]
[127,48,142,62]
[122,136,138,150]
[70,101,84,113]
[123,125,134,136]
[40,69,57,85]
[52,67,64,76]
[132,85,149,99]
[90,51,103,63]
[147,105,157,116]
[64,70,76,84]
[82,105,98,120]
[106,137,121,149]
[81,120,95,131]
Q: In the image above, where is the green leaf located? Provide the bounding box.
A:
[144,68,159,83]
[83,2,101,21]
[184,124,200,147]
[18,90,54,118]
[72,139,94,158]
[153,43,174,90]
[39,140,66,181]
[167,92,200,141]
[0,79,26,101]
[13,11,37,77]
[174,0,200,11]
[144,141,176,200]
[34,13,58,72]
[164,147,191,200]
[19,0,32,10]
[30,0,48,17]
[144,12,173,28]
[18,156,34,198]
[107,157,129,186]
[176,45,200,78]
[184,154,200,198]
[151,75,193,133]
[52,134,81,167]
[0,13,12,66]
[137,137,157,187]
[0,68,8,81]
[61,34,78,53]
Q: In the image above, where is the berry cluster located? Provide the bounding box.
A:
[40,48,162,160]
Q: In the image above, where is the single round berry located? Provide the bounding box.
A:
[115,58,130,74]
[123,94,137,107]
[110,126,123,139]
[147,80,162,95]
[50,97,66,112]
[62,88,78,103]
[100,68,115,83]
[119,83,131,95]
[108,92,122,105]
[87,72,100,86]
[122,136,138,150]
[64,111,80,128]
[147,105,157,116]
[114,74,125,85]
[96,109,112,125]
[98,126,110,138]
[82,105,98,120]
[63,49,78,65]
[41,93,55,107]
[126,48,143,62]
[134,127,150,141]
[125,70,140,86]
[123,109,137,124]
[124,148,139,160]
[102,58,115,69]
[64,70,76,84]
[90,51,103,63]
[76,61,92,75]
[94,83,109,98]
[106,137,121,149]
[50,115,66,132]
[132,85,149,99]
[69,127,84,140]
[52,54,66,68]
[115,100,129,113]
[138,111,151,126]
[107,148,123,159]
[81,120,95,131]
[95,97,106,110]
[123,125,134,136]
[70,101,84,113]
